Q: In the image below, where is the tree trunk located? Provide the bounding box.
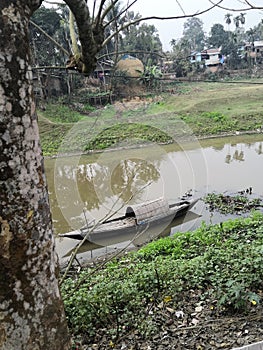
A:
[0,2,71,349]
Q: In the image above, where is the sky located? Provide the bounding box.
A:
[130,0,263,50]
[43,0,263,51]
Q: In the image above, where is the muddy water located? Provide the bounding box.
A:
[44,134,263,259]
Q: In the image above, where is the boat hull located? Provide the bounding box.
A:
[59,198,198,242]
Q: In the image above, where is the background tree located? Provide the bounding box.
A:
[170,37,192,77]
[182,18,205,52]
[234,15,241,28]
[246,27,257,43]
[30,6,67,66]
[225,13,232,30]
[120,21,163,64]
[224,32,243,69]
[208,23,229,49]
[249,22,263,41]
[102,2,127,59]
[240,13,246,27]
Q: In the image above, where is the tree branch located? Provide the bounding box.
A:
[103,0,138,30]
[30,20,70,56]
[102,0,224,47]
[208,0,263,11]
[96,0,109,25]
[30,0,44,14]
[63,0,104,73]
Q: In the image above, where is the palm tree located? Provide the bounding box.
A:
[170,38,177,47]
[234,16,240,28]
[225,13,232,31]
[247,28,256,44]
[240,13,246,27]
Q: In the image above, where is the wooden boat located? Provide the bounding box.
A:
[59,197,199,241]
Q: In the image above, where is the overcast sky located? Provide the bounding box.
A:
[44,0,263,50]
[130,0,263,50]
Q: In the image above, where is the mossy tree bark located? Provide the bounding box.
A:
[0,2,70,349]
[64,0,107,73]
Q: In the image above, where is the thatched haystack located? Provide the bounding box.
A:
[116,55,144,77]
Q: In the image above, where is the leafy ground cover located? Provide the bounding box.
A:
[85,123,173,150]
[41,103,87,123]
[39,81,263,156]
[203,192,263,214]
[61,211,263,349]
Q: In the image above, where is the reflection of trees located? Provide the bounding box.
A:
[233,150,244,161]
[225,145,245,163]
[54,157,161,214]
[255,143,262,155]
[225,141,263,163]
[111,158,160,201]
[212,144,224,151]
[76,163,108,211]
[225,153,231,164]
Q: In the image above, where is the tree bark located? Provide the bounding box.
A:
[64,0,105,74]
[0,2,71,349]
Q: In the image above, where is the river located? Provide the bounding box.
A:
[44,134,263,260]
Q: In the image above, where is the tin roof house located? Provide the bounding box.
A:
[190,48,224,72]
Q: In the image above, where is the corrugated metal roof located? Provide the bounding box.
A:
[125,198,170,224]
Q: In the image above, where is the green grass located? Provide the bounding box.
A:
[38,116,72,156]
[41,103,86,123]
[85,123,173,150]
[61,211,263,342]
[38,81,263,155]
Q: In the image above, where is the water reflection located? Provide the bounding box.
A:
[225,145,245,163]
[110,158,160,199]
[256,143,263,155]
[52,145,169,233]
[45,134,263,258]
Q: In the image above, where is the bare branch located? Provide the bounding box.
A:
[95,0,108,26]
[133,0,224,21]
[176,0,186,16]
[69,10,79,55]
[102,0,224,48]
[102,0,137,28]
[92,0,97,20]
[208,0,263,11]
[30,20,70,56]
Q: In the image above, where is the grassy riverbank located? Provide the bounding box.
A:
[49,81,263,348]
[61,211,263,349]
[39,80,263,156]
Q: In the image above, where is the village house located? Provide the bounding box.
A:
[244,40,263,64]
[190,48,224,72]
